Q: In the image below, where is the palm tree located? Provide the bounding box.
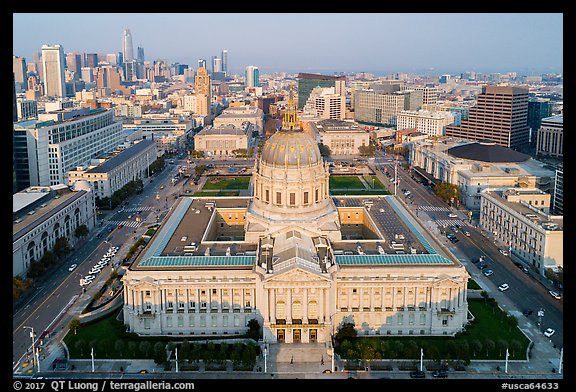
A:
[128,341,137,357]
[497,339,509,357]
[484,339,495,358]
[114,340,125,357]
[510,340,522,358]
[75,339,87,357]
[471,339,482,357]
[139,341,151,357]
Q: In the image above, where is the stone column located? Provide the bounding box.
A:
[270,289,276,323]
[286,288,292,323]
[303,288,308,324]
[318,288,324,322]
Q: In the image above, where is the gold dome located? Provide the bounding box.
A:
[260,131,322,168]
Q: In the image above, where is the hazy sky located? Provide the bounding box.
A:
[13,13,563,75]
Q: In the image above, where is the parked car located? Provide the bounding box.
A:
[68,264,78,272]
[410,370,426,378]
[477,263,487,270]
[499,249,509,256]
[432,370,448,378]
[543,328,555,338]
[498,283,510,292]
[463,230,471,237]
[483,269,494,277]
[523,309,533,317]
[448,213,458,218]
[548,290,561,300]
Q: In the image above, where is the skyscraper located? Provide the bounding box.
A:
[195,67,211,121]
[137,46,145,62]
[198,59,207,69]
[445,85,530,149]
[13,56,27,84]
[84,53,98,68]
[41,44,66,98]
[122,28,134,62]
[221,49,228,75]
[245,65,260,88]
[65,53,83,79]
[297,73,345,110]
[527,98,552,145]
[212,56,221,73]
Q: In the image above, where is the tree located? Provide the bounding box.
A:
[471,339,482,357]
[194,164,207,176]
[497,339,508,357]
[509,340,522,358]
[484,339,495,357]
[40,251,57,269]
[127,341,137,357]
[433,182,459,205]
[114,340,125,357]
[358,144,376,157]
[335,322,357,342]
[318,143,331,157]
[53,237,71,259]
[74,224,89,239]
[179,341,191,360]
[153,342,167,365]
[75,339,87,357]
[506,314,518,333]
[26,260,45,279]
[247,318,260,341]
[99,338,111,358]
[426,344,441,363]
[68,318,82,335]
[241,343,256,368]
[139,341,151,358]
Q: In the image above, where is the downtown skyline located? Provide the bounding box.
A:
[13,13,563,76]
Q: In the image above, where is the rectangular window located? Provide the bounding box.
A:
[290,193,296,206]
[166,316,172,328]
[276,192,282,204]
[189,316,195,327]
[178,316,184,327]
[304,192,309,204]
[265,189,270,202]
[211,315,218,327]
[315,189,319,202]
[200,315,206,327]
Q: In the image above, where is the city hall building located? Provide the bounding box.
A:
[122,90,469,343]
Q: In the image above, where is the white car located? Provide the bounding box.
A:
[68,264,78,272]
[499,249,509,256]
[498,283,510,292]
[543,328,555,338]
[79,279,91,287]
[101,257,111,262]
[549,290,561,300]
[84,275,96,281]
[448,213,458,218]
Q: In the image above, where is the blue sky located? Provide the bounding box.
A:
[13,13,563,75]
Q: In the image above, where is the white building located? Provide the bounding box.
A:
[309,119,370,156]
[397,110,454,137]
[536,115,563,158]
[13,108,123,187]
[302,86,346,120]
[212,105,264,134]
[16,98,38,120]
[480,188,562,275]
[67,139,156,199]
[12,183,96,277]
[194,123,253,157]
[354,89,422,126]
[41,44,66,99]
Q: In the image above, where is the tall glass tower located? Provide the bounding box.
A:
[221,49,228,75]
[122,28,134,62]
[245,65,259,88]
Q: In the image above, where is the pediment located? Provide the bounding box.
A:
[130,276,160,289]
[265,266,332,284]
[433,275,465,288]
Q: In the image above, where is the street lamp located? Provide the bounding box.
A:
[23,326,40,372]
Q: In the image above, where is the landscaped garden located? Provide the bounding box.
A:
[329,176,365,189]
[202,177,250,190]
[334,297,530,363]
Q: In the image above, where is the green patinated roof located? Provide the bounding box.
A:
[138,256,256,268]
[336,253,453,266]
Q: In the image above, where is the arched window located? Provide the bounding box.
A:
[292,301,302,320]
[308,301,318,319]
[276,301,286,320]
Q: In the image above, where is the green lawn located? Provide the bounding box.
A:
[193,191,240,197]
[329,176,365,189]
[335,298,529,361]
[363,176,385,189]
[331,190,390,195]
[468,278,482,290]
[202,177,251,190]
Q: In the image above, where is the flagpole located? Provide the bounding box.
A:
[505,348,509,373]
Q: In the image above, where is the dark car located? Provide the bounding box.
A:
[523,309,533,316]
[432,370,448,378]
[477,263,486,270]
[410,370,426,378]
[471,258,480,264]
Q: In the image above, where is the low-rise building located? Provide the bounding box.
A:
[536,115,563,158]
[67,139,156,199]
[397,110,454,137]
[213,105,264,134]
[12,183,96,277]
[309,119,370,156]
[16,98,38,120]
[194,123,253,157]
[480,187,562,275]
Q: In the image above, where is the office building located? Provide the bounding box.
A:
[401,85,439,108]
[397,110,454,137]
[480,188,562,275]
[81,67,94,83]
[439,74,451,84]
[297,73,346,110]
[302,87,346,120]
[528,99,552,144]
[221,49,228,75]
[68,139,156,199]
[195,67,211,120]
[310,119,369,156]
[41,44,66,98]
[16,98,38,120]
[552,166,563,215]
[121,105,469,340]
[13,107,123,187]
[354,89,423,127]
[536,115,563,158]
[12,183,96,277]
[95,65,123,95]
[212,56,222,73]
[84,53,98,68]
[122,28,134,62]
[445,85,530,149]
[213,105,265,133]
[198,59,207,69]
[13,55,28,84]
[245,66,260,88]
[65,53,82,78]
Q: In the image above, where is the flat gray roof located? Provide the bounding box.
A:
[86,139,155,174]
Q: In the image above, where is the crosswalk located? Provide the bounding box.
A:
[108,220,143,228]
[121,206,155,212]
[418,205,450,212]
[435,219,471,228]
